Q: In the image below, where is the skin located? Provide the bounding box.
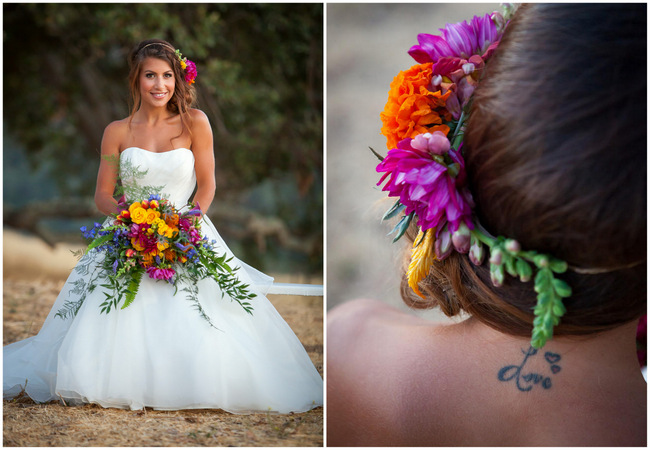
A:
[94,57,215,215]
[327,299,647,446]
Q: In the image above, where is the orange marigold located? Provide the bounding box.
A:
[163,249,176,262]
[380,63,452,150]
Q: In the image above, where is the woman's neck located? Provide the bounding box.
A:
[133,105,174,125]
[428,315,646,445]
[467,316,643,378]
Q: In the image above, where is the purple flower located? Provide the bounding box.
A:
[408,13,502,64]
[377,132,474,234]
[175,242,192,252]
[186,203,202,217]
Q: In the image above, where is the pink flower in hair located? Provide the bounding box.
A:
[408,13,503,64]
[376,132,474,234]
[184,60,197,84]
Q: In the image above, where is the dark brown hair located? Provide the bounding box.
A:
[127,39,196,134]
[401,3,647,337]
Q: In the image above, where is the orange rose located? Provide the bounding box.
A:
[145,209,161,225]
[380,63,452,150]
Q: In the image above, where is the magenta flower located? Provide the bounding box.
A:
[184,60,197,84]
[146,266,175,281]
[376,132,474,233]
[408,13,502,64]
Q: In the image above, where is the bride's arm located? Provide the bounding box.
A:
[190,109,216,213]
[94,121,123,216]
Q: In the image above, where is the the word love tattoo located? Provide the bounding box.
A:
[497,346,562,392]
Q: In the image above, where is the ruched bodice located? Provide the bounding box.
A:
[120,147,196,207]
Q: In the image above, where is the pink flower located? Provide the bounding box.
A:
[184,60,197,84]
[408,13,503,64]
[376,132,474,234]
[429,55,484,120]
[146,266,175,281]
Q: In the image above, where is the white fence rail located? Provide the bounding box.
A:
[267,283,324,296]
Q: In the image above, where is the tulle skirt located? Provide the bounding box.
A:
[3,216,323,413]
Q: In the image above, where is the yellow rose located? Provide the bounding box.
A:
[128,201,141,215]
[131,207,147,224]
[145,209,161,225]
[157,223,169,236]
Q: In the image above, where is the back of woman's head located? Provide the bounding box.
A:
[127,39,196,117]
[403,3,647,337]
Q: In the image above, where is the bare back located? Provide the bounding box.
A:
[327,299,646,446]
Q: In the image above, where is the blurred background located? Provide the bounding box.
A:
[327,3,498,318]
[3,3,323,282]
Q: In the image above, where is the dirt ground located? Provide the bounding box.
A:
[3,231,323,447]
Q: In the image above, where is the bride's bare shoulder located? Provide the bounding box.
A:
[327,299,460,445]
[101,118,130,153]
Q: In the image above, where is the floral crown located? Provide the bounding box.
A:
[140,42,197,85]
[373,4,573,349]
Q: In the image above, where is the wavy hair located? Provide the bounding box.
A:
[127,39,197,137]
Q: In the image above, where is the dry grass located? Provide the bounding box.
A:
[3,273,323,447]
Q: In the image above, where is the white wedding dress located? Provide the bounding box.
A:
[3,147,323,413]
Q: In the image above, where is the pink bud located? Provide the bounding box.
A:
[490,265,505,287]
[462,63,475,75]
[435,227,453,260]
[469,241,485,265]
[427,131,451,155]
[491,11,506,33]
[452,222,471,253]
[489,248,503,265]
[505,239,521,253]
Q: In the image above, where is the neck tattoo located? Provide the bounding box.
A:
[497,346,562,392]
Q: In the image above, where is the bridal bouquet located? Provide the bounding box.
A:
[57,194,255,326]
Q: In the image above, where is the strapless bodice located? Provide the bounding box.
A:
[119,147,196,206]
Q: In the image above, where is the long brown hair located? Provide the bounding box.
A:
[401,3,647,337]
[127,39,197,135]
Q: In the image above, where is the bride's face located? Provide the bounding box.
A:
[139,57,175,108]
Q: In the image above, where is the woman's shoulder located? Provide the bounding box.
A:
[327,299,459,445]
[101,118,130,154]
[187,108,211,136]
[188,108,209,123]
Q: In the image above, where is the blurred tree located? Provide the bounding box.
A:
[3,3,323,271]
[3,5,322,204]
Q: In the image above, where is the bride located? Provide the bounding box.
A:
[3,39,323,413]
